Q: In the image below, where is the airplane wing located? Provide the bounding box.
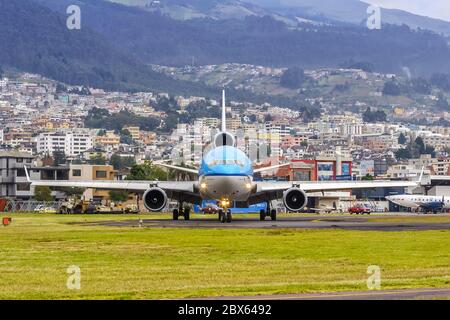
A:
[417,201,445,210]
[29,179,195,193]
[25,167,201,203]
[253,163,290,174]
[248,180,418,205]
[154,162,199,175]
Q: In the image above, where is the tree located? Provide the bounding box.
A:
[444,146,450,155]
[280,67,306,89]
[382,81,402,96]
[396,137,436,160]
[435,92,449,110]
[53,150,66,166]
[431,73,450,92]
[56,187,85,200]
[411,78,431,95]
[85,108,159,132]
[344,61,374,72]
[395,148,412,160]
[363,108,387,123]
[167,163,197,181]
[88,155,106,165]
[361,174,374,181]
[56,83,67,93]
[126,161,167,181]
[120,134,134,145]
[264,114,273,122]
[424,145,436,157]
[34,186,53,202]
[398,133,407,145]
[415,137,425,154]
[120,129,131,136]
[109,190,129,202]
[110,154,136,170]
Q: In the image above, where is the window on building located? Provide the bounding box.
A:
[96,171,107,179]
[17,183,30,191]
[72,169,82,177]
[16,168,26,177]
[16,158,23,163]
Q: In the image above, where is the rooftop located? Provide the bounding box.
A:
[0,151,34,158]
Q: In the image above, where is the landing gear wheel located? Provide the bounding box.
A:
[260,209,266,221]
[173,209,179,220]
[226,210,232,223]
[270,209,277,221]
[184,208,190,220]
[219,210,226,223]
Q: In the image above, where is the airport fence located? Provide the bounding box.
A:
[0,199,63,213]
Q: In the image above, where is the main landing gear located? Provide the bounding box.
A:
[173,203,190,221]
[260,202,277,221]
[218,209,232,223]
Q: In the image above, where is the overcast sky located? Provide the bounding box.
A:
[363,0,450,22]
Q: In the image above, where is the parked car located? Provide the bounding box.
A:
[34,205,57,214]
[201,204,219,214]
[348,205,371,215]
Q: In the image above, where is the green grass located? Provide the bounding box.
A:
[0,214,449,299]
[369,216,450,223]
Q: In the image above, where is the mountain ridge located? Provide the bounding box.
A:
[109,0,450,35]
[34,0,450,77]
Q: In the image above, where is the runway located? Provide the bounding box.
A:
[80,215,450,231]
[202,288,450,300]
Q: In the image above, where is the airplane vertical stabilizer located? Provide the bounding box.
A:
[221,89,226,133]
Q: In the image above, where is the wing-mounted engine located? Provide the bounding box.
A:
[283,188,308,212]
[143,187,168,212]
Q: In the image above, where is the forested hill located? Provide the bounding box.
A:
[0,0,221,95]
[4,0,450,97]
[35,0,450,77]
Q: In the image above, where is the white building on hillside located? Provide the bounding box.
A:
[36,130,93,157]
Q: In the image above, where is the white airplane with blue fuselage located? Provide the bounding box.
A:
[27,91,421,223]
[386,194,450,213]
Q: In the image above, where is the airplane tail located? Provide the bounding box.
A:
[417,166,424,184]
[213,89,235,147]
[221,89,226,133]
[24,165,31,183]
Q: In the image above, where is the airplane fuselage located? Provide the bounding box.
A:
[198,145,254,205]
[386,195,450,210]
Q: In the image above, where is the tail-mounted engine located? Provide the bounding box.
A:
[214,132,235,147]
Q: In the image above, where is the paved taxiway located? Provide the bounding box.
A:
[79,215,450,231]
[203,288,450,300]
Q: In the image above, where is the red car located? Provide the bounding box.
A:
[348,205,371,215]
[201,204,219,215]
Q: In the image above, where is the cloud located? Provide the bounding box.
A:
[363,0,450,22]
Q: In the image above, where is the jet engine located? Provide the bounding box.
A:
[143,188,168,212]
[283,188,308,212]
[214,132,235,147]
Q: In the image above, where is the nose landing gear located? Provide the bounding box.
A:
[219,209,232,223]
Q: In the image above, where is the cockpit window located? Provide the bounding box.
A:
[207,159,245,167]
